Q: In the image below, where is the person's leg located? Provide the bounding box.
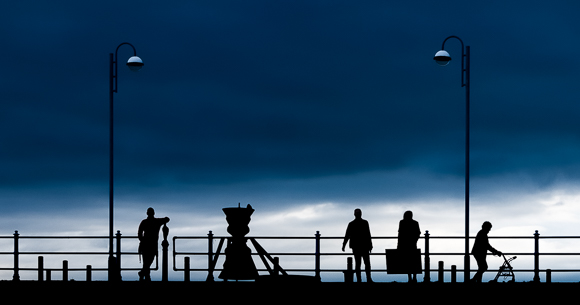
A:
[354,253,362,282]
[472,255,488,283]
[362,252,372,282]
[141,252,155,281]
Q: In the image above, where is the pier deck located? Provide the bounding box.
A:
[3,281,576,303]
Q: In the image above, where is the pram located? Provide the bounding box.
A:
[490,254,517,283]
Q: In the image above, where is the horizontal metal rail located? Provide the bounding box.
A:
[1,229,579,282]
[0,231,156,281]
[172,230,580,282]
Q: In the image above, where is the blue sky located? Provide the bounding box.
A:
[1,1,580,281]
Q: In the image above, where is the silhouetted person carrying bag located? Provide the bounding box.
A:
[138,207,170,281]
[471,221,502,283]
[397,210,421,283]
[342,208,373,282]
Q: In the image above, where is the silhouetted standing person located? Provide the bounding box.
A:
[397,210,421,283]
[138,207,170,281]
[471,221,501,283]
[342,208,373,282]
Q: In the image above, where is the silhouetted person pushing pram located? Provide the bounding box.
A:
[342,208,373,282]
[397,210,421,283]
[138,207,170,281]
[471,221,502,283]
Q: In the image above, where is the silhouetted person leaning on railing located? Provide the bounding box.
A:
[342,208,373,283]
[138,207,170,281]
[470,221,502,283]
[397,210,421,283]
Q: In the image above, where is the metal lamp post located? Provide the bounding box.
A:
[108,42,144,281]
[433,35,471,282]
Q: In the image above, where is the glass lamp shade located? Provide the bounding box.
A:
[126,56,144,72]
[433,50,451,66]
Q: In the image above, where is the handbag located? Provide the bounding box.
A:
[385,248,422,274]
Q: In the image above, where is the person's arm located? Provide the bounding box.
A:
[367,222,373,252]
[414,222,421,243]
[154,217,170,226]
[342,224,350,252]
[486,235,501,255]
[138,221,144,241]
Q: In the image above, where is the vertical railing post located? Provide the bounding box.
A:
[533,230,540,283]
[273,257,280,276]
[162,224,169,282]
[344,257,353,283]
[184,257,190,282]
[451,265,457,283]
[38,256,44,282]
[63,260,69,282]
[116,230,122,281]
[438,261,444,283]
[13,230,20,281]
[207,230,214,282]
[315,231,321,281]
[87,265,92,282]
[424,230,430,283]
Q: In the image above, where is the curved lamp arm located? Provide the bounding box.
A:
[435,36,469,88]
[111,42,143,93]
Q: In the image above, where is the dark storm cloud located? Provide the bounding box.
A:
[2,0,580,197]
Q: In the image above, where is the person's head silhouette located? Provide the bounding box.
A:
[403,210,413,220]
[354,208,362,219]
[147,207,155,217]
[482,221,492,232]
